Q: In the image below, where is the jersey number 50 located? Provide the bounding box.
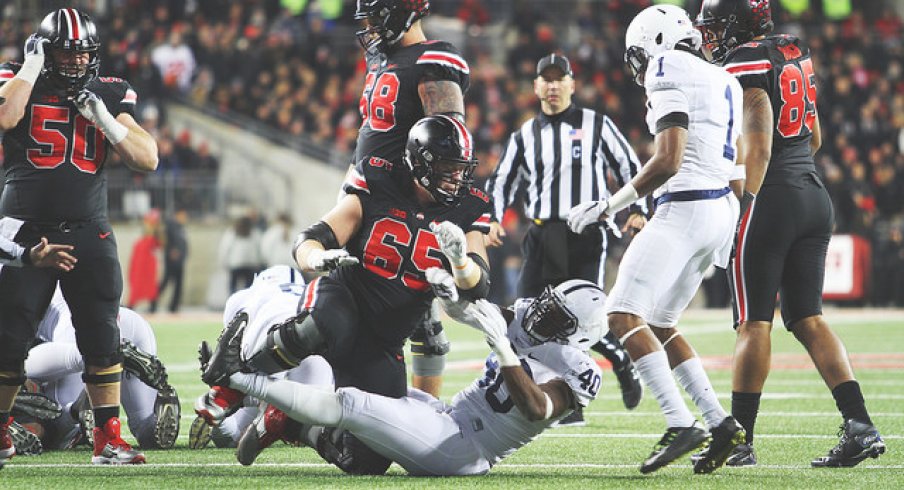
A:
[28,105,105,173]
[777,59,817,138]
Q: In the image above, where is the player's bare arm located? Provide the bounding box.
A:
[810,113,822,155]
[0,78,34,130]
[502,369,575,421]
[418,80,464,120]
[112,113,159,172]
[294,194,363,272]
[739,87,773,195]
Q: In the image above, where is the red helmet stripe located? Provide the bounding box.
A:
[443,115,472,159]
[68,9,81,39]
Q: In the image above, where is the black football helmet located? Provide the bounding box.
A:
[36,8,101,96]
[354,0,430,53]
[404,115,477,207]
[522,280,606,351]
[695,0,773,62]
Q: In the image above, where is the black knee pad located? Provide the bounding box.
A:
[0,360,26,386]
[316,428,391,475]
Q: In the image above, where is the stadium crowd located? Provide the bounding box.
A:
[0,0,901,304]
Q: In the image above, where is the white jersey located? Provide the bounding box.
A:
[449,299,602,466]
[643,49,743,195]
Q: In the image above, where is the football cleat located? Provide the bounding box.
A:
[640,421,708,474]
[92,417,146,465]
[236,403,298,466]
[188,416,212,450]
[692,416,746,474]
[726,442,757,466]
[12,389,63,421]
[552,406,587,428]
[613,361,643,410]
[1,417,15,469]
[7,420,42,456]
[153,386,181,449]
[194,385,244,427]
[811,419,886,468]
[122,340,170,391]
[201,311,248,387]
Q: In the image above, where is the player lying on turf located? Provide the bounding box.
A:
[190,266,334,450]
[201,266,606,476]
[9,288,179,454]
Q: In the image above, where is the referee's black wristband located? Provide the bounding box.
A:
[20,246,33,266]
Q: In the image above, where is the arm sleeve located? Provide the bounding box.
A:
[486,130,527,221]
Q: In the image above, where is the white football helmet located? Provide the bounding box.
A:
[251,265,305,290]
[624,4,702,85]
[522,279,607,351]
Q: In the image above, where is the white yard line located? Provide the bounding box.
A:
[5,462,902,470]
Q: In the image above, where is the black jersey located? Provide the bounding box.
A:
[334,160,491,343]
[352,41,470,194]
[0,63,137,222]
[722,35,817,182]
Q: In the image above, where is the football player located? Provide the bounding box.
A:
[568,4,745,474]
[190,266,334,451]
[204,270,604,476]
[8,288,177,454]
[696,0,885,468]
[0,8,157,468]
[348,0,472,398]
[199,116,491,475]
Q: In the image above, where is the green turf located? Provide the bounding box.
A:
[3,310,902,489]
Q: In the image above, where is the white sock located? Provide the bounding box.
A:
[229,372,342,426]
[673,357,727,429]
[634,350,696,428]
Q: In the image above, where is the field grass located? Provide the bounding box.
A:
[2,308,902,489]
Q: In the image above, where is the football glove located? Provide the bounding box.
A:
[74,90,129,144]
[19,34,49,85]
[430,221,467,266]
[426,267,473,323]
[567,200,608,234]
[306,249,359,272]
[24,34,49,59]
[465,299,519,367]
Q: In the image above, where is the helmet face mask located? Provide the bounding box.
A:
[521,280,607,351]
[405,116,477,207]
[523,286,579,345]
[354,0,429,54]
[37,9,101,96]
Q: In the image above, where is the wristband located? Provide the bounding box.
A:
[98,113,129,145]
[17,56,44,86]
[606,183,640,216]
[19,244,32,266]
[544,393,555,420]
[493,341,520,368]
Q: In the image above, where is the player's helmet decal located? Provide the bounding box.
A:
[354,0,430,53]
[695,0,774,62]
[37,8,101,97]
[404,115,477,207]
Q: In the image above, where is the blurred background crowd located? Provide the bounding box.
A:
[0,0,901,307]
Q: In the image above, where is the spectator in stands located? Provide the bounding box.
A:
[219,215,263,293]
[151,30,196,94]
[128,209,164,311]
[260,212,295,268]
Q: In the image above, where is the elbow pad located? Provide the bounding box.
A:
[457,252,490,301]
[292,221,340,258]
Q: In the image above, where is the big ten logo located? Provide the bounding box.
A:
[368,156,393,169]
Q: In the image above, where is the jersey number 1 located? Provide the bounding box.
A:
[28,105,106,173]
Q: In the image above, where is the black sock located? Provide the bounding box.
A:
[93,405,120,428]
[732,391,761,445]
[831,380,872,425]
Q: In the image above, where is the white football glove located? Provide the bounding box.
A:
[465,299,519,367]
[567,200,609,234]
[23,34,49,59]
[426,267,473,324]
[430,221,467,266]
[307,249,359,272]
[74,90,129,144]
[19,34,49,85]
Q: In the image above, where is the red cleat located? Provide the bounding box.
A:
[194,385,244,426]
[1,417,15,469]
[235,404,298,466]
[91,417,146,465]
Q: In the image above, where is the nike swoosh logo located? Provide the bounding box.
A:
[98,232,112,239]
[527,352,541,362]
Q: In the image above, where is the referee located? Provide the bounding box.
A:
[486,54,646,423]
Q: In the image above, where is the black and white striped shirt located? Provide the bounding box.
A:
[487,105,647,222]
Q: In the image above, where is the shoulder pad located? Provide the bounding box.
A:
[644,51,688,91]
[0,62,21,84]
[416,41,470,76]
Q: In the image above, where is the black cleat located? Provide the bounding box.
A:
[726,442,757,467]
[811,420,886,468]
[692,416,746,474]
[12,390,63,421]
[122,340,170,391]
[201,311,248,387]
[552,406,587,427]
[613,361,643,410]
[8,420,42,456]
[152,386,181,449]
[641,421,708,474]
